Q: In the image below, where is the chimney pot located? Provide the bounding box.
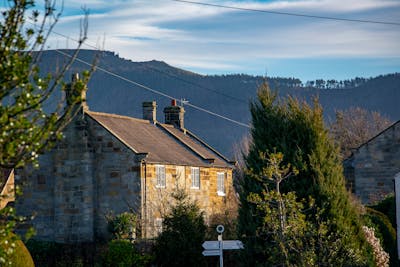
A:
[171,99,176,106]
[142,101,157,123]
[164,104,185,129]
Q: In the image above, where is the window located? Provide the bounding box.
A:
[155,218,163,234]
[217,172,225,196]
[156,165,166,188]
[191,167,200,189]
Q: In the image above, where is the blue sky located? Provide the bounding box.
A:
[17,0,400,81]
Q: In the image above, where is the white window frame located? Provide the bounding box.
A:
[155,165,166,188]
[191,167,200,189]
[217,172,225,196]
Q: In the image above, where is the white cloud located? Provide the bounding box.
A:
[229,0,400,13]
[41,0,400,75]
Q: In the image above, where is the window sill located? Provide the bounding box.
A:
[156,185,166,189]
[217,191,226,196]
[191,187,200,190]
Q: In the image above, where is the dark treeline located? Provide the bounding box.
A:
[36,50,400,156]
[304,77,372,89]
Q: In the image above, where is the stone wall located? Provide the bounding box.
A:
[86,115,142,240]
[16,111,143,243]
[143,164,235,238]
[351,122,400,204]
[16,110,236,242]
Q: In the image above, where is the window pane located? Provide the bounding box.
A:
[156,165,166,188]
[217,172,225,195]
[191,167,200,189]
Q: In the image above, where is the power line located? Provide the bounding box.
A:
[144,65,245,103]
[55,49,251,128]
[48,27,246,103]
[170,0,400,26]
[27,20,250,126]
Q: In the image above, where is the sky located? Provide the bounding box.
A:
[10,0,400,82]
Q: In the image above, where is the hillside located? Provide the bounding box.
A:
[38,50,400,157]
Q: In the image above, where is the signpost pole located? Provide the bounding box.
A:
[219,233,223,267]
[216,225,224,267]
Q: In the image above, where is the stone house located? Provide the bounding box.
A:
[16,98,236,243]
[344,120,400,204]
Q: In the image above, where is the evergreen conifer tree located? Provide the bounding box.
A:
[153,190,206,267]
[238,82,374,266]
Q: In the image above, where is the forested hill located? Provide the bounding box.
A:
[38,50,400,157]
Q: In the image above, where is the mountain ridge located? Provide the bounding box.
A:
[37,49,400,156]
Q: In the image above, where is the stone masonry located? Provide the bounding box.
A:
[344,120,400,204]
[16,101,235,243]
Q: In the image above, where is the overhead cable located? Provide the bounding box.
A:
[48,28,246,104]
[55,49,251,128]
[26,19,250,127]
[170,0,400,26]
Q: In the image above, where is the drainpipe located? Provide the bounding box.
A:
[142,161,147,239]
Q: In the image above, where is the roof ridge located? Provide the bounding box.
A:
[354,119,400,153]
[85,110,150,124]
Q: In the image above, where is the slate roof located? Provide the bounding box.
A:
[86,111,234,168]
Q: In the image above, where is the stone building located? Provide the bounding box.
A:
[16,99,236,243]
[344,120,400,204]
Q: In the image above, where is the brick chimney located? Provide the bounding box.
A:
[142,101,157,123]
[164,99,185,129]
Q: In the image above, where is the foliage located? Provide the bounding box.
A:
[362,226,389,267]
[0,0,91,169]
[103,240,152,267]
[0,233,34,267]
[238,81,374,266]
[207,210,237,240]
[153,189,206,267]
[364,207,397,267]
[246,152,316,266]
[7,239,35,267]
[0,190,35,265]
[329,107,392,158]
[0,0,92,264]
[369,194,396,228]
[107,212,137,241]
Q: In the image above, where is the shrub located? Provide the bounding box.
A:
[369,194,396,228]
[107,212,138,241]
[153,190,206,267]
[365,207,398,267]
[1,239,35,267]
[103,240,151,267]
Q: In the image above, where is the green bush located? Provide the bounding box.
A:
[107,212,138,241]
[365,207,398,267]
[153,190,206,267]
[9,239,35,267]
[1,234,34,267]
[369,194,396,228]
[103,240,151,267]
[26,240,102,267]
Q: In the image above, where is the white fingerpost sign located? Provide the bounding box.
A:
[202,225,244,267]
